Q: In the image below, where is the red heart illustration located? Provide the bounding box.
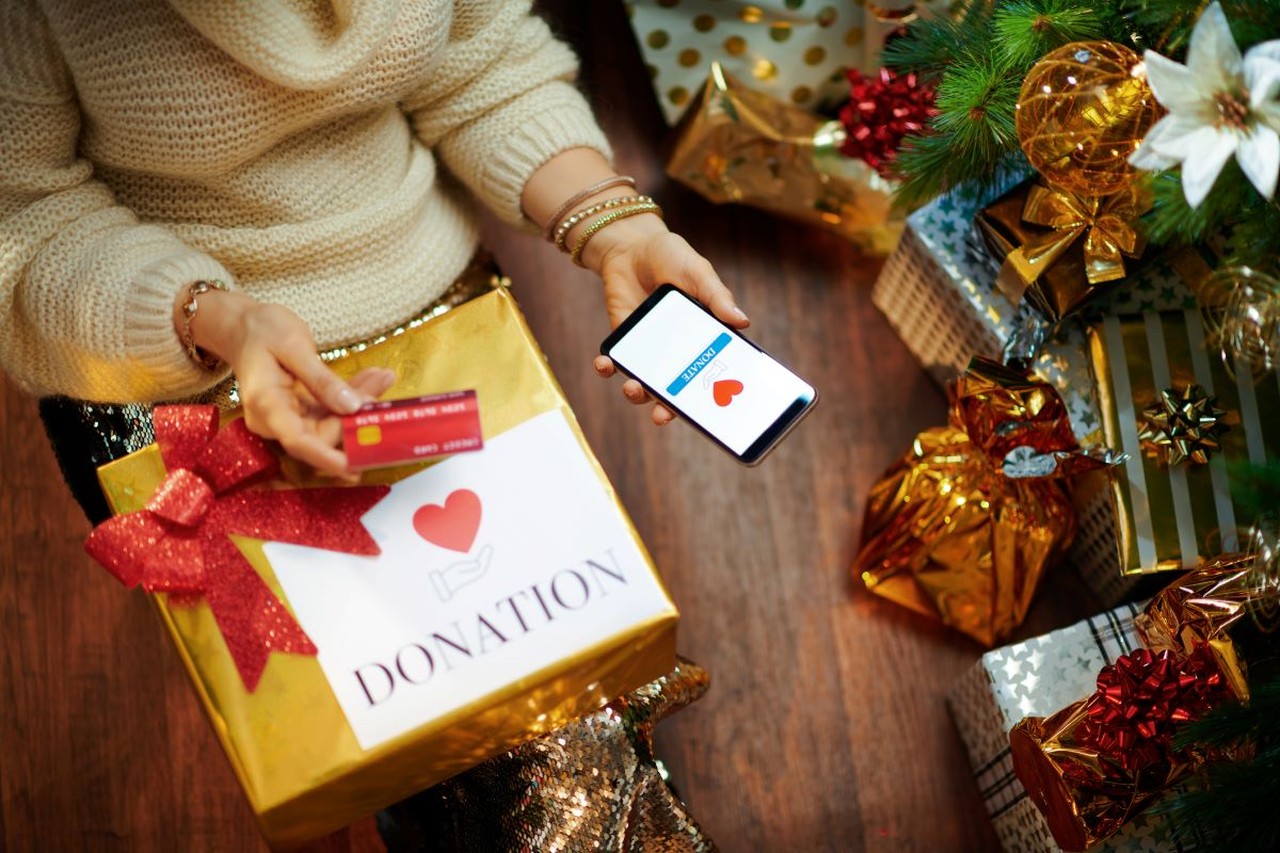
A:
[412,489,482,553]
[713,379,744,407]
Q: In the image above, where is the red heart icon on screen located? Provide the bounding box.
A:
[713,379,744,407]
[412,489,482,553]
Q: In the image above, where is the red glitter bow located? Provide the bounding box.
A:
[838,67,938,179]
[1077,645,1229,773]
[85,406,390,690]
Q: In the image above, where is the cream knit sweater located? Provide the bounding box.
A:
[0,0,611,402]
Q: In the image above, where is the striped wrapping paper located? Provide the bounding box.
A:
[1089,309,1280,575]
[946,603,1182,852]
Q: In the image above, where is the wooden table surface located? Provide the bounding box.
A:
[0,3,1100,850]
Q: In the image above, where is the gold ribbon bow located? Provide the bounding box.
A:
[997,184,1149,322]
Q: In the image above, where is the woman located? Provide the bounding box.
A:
[0,0,748,484]
[1,0,735,847]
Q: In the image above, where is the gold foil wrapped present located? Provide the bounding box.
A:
[666,62,902,255]
[976,180,1148,324]
[1135,555,1256,700]
[96,287,679,847]
[1009,557,1253,851]
[1089,309,1280,575]
[855,357,1115,646]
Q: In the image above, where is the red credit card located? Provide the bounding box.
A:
[342,390,483,471]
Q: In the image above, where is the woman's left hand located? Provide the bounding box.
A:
[582,213,749,425]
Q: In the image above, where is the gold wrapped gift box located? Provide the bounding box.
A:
[1089,308,1280,575]
[97,287,678,847]
[975,181,1146,325]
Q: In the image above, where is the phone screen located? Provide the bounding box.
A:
[604,287,815,461]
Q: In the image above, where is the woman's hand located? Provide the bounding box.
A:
[181,289,395,479]
[582,213,749,425]
[520,148,747,426]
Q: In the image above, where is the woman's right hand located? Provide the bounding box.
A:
[181,289,395,480]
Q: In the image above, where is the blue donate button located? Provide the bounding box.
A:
[667,332,732,396]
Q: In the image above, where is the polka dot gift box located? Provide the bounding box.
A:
[625,0,911,124]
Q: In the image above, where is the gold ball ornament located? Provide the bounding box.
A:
[1016,41,1160,197]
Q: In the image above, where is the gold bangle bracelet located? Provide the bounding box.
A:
[569,202,664,268]
[553,194,652,252]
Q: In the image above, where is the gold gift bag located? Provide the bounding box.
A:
[667,62,902,255]
[96,286,679,848]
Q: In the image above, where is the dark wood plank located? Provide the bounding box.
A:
[0,3,1099,850]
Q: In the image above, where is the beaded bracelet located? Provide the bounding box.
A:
[553,194,652,252]
[542,176,637,242]
[569,201,664,267]
[179,279,230,370]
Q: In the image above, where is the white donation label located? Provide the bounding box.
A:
[264,410,671,750]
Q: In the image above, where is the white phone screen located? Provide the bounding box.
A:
[607,289,814,456]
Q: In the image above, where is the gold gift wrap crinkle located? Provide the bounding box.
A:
[1009,555,1255,852]
[666,62,902,255]
[854,357,1117,646]
[1135,554,1255,701]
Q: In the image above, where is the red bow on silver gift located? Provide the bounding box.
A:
[85,405,389,690]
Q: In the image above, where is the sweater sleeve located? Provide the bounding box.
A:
[400,0,612,229]
[0,1,234,402]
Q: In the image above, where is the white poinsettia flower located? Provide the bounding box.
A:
[1129,1,1280,208]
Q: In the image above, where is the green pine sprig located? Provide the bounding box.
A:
[992,0,1110,67]
[1229,460,1280,518]
[1156,674,1280,851]
[891,52,1025,206]
[1142,163,1280,271]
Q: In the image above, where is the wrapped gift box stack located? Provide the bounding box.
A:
[946,602,1177,851]
[871,178,1280,607]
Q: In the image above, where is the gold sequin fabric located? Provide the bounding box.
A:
[379,659,716,852]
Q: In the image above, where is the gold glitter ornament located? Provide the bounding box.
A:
[1138,384,1230,466]
[1015,41,1160,198]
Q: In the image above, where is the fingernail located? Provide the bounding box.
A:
[337,387,361,414]
[733,307,749,324]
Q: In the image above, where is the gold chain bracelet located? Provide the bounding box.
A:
[179,279,231,371]
[569,201,664,267]
[553,194,652,252]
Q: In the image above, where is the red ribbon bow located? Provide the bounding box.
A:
[838,67,938,179]
[1077,645,1228,773]
[85,405,390,690]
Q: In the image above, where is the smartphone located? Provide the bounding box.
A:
[601,284,817,465]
